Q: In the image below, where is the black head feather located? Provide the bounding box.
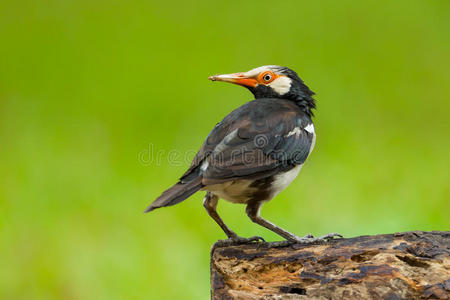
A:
[248,66,316,116]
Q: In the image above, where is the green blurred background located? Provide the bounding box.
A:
[1,0,449,299]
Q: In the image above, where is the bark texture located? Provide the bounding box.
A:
[211,231,450,300]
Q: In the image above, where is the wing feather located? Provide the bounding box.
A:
[181,98,315,185]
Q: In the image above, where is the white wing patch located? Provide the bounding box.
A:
[285,127,301,138]
[200,160,209,171]
[213,129,238,154]
[309,132,316,154]
[285,124,316,153]
[304,123,315,134]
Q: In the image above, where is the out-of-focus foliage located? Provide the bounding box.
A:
[0,0,449,299]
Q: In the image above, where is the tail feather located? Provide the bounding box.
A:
[144,177,203,213]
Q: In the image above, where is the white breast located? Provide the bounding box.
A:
[271,165,303,197]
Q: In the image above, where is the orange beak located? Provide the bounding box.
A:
[208,72,258,88]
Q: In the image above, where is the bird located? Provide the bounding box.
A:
[145,65,342,245]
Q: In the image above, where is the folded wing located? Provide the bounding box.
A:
[182,98,315,185]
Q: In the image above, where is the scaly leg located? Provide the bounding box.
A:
[246,201,342,245]
[203,192,264,246]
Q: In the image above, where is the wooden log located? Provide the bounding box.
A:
[210,231,450,299]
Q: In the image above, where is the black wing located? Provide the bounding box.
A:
[181,98,315,185]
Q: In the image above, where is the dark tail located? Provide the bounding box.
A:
[144,177,203,213]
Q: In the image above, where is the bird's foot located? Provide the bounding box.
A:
[213,235,265,248]
[317,232,343,241]
[260,233,344,248]
[289,232,343,244]
[302,233,314,239]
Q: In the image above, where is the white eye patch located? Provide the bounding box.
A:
[268,76,291,95]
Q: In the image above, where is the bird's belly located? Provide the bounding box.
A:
[204,180,255,204]
[204,165,302,204]
[270,165,302,197]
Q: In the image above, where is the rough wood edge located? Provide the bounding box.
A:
[211,231,450,299]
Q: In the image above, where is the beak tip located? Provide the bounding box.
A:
[208,75,217,81]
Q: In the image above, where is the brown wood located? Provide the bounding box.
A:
[210,231,450,299]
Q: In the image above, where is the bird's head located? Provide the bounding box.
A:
[209,65,315,115]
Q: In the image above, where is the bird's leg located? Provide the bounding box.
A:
[203,192,237,238]
[245,202,308,242]
[246,201,342,245]
[203,192,264,246]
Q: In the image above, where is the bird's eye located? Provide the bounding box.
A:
[259,71,275,83]
[263,74,272,81]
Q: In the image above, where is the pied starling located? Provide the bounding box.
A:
[145,65,341,244]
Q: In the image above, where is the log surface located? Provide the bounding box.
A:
[210,231,450,299]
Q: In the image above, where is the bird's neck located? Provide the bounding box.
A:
[292,95,316,117]
[285,83,316,117]
[252,95,316,118]
[249,83,316,117]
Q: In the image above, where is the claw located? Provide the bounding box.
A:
[213,235,265,248]
[286,232,344,245]
[248,235,266,243]
[291,237,320,244]
[212,233,343,251]
[318,233,343,241]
